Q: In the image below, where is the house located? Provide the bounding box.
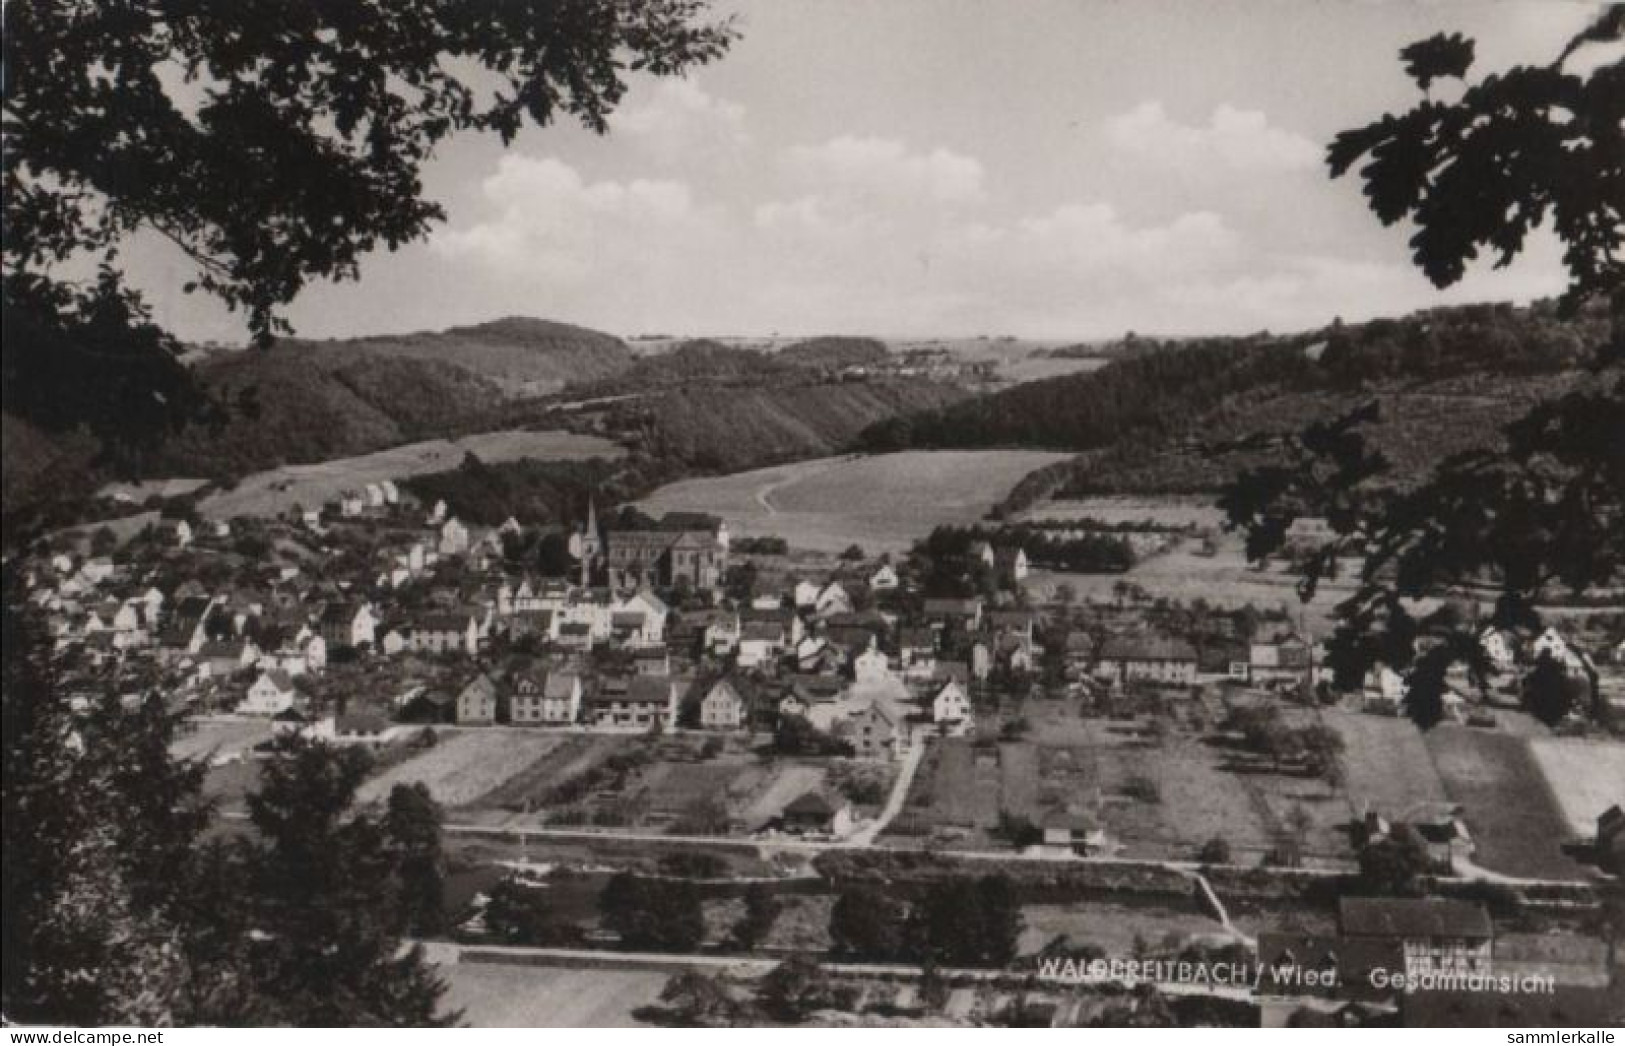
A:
[510,669,581,725]
[1478,627,1519,674]
[700,678,751,731]
[814,581,852,619]
[591,674,678,729]
[1097,636,1199,685]
[777,675,844,727]
[869,563,899,591]
[333,712,399,745]
[155,518,194,548]
[318,602,376,649]
[923,597,983,631]
[930,679,973,733]
[994,546,1029,583]
[409,611,480,657]
[1250,633,1311,684]
[703,611,742,656]
[541,672,584,724]
[507,609,558,644]
[241,670,297,715]
[969,540,996,569]
[1039,812,1111,854]
[852,640,893,684]
[987,609,1036,643]
[1598,804,1625,872]
[833,692,908,760]
[779,792,853,837]
[456,673,501,725]
[614,589,669,645]
[199,638,260,678]
[1337,897,1492,979]
[398,688,457,724]
[898,626,937,679]
[738,620,787,669]
[440,518,470,556]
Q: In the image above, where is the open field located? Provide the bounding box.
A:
[1016,496,1226,529]
[171,717,273,763]
[889,711,1353,863]
[439,962,667,1027]
[1323,709,1450,817]
[1018,900,1230,957]
[1027,539,1356,631]
[193,429,621,519]
[1525,737,1625,837]
[1423,727,1586,880]
[637,450,1073,553]
[356,731,571,807]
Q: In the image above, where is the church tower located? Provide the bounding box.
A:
[578,495,602,588]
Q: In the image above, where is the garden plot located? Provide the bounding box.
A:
[439,963,667,1028]
[1424,727,1587,880]
[356,730,569,807]
[1524,736,1625,838]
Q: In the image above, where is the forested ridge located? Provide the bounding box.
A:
[860,300,1605,456]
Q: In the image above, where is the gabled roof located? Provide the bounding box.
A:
[625,675,674,704]
[543,673,581,699]
[256,669,295,692]
[783,791,835,817]
[1338,897,1492,940]
[1099,636,1199,662]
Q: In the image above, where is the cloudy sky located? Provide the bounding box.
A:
[133,1,1601,343]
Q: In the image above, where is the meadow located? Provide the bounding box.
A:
[1523,737,1625,839]
[195,428,621,519]
[637,450,1073,553]
[438,962,667,1027]
[1422,726,1589,880]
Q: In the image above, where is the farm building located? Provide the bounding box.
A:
[1338,897,1492,979]
[1096,636,1198,685]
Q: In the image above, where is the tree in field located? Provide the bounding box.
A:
[656,970,738,1026]
[2,0,736,452]
[598,872,705,952]
[828,884,911,961]
[385,783,447,937]
[1522,651,1583,727]
[1220,10,1622,731]
[2,598,209,1025]
[1357,824,1433,897]
[228,736,457,1027]
[755,956,834,1023]
[729,883,782,951]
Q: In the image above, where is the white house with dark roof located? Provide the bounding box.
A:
[241,670,297,715]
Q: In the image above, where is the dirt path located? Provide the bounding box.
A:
[844,740,926,847]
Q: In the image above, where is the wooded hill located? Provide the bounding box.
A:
[859,300,1608,505]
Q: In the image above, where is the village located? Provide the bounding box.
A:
[17,470,1625,1026]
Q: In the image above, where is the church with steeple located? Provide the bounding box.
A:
[569,496,603,588]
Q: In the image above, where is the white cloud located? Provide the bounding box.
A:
[1104,101,1321,172]
[607,79,748,162]
[783,135,986,206]
[432,155,720,286]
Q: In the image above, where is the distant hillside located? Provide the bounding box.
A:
[776,336,889,370]
[568,339,789,394]
[861,301,1608,506]
[134,343,508,479]
[595,379,971,472]
[282,316,633,396]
